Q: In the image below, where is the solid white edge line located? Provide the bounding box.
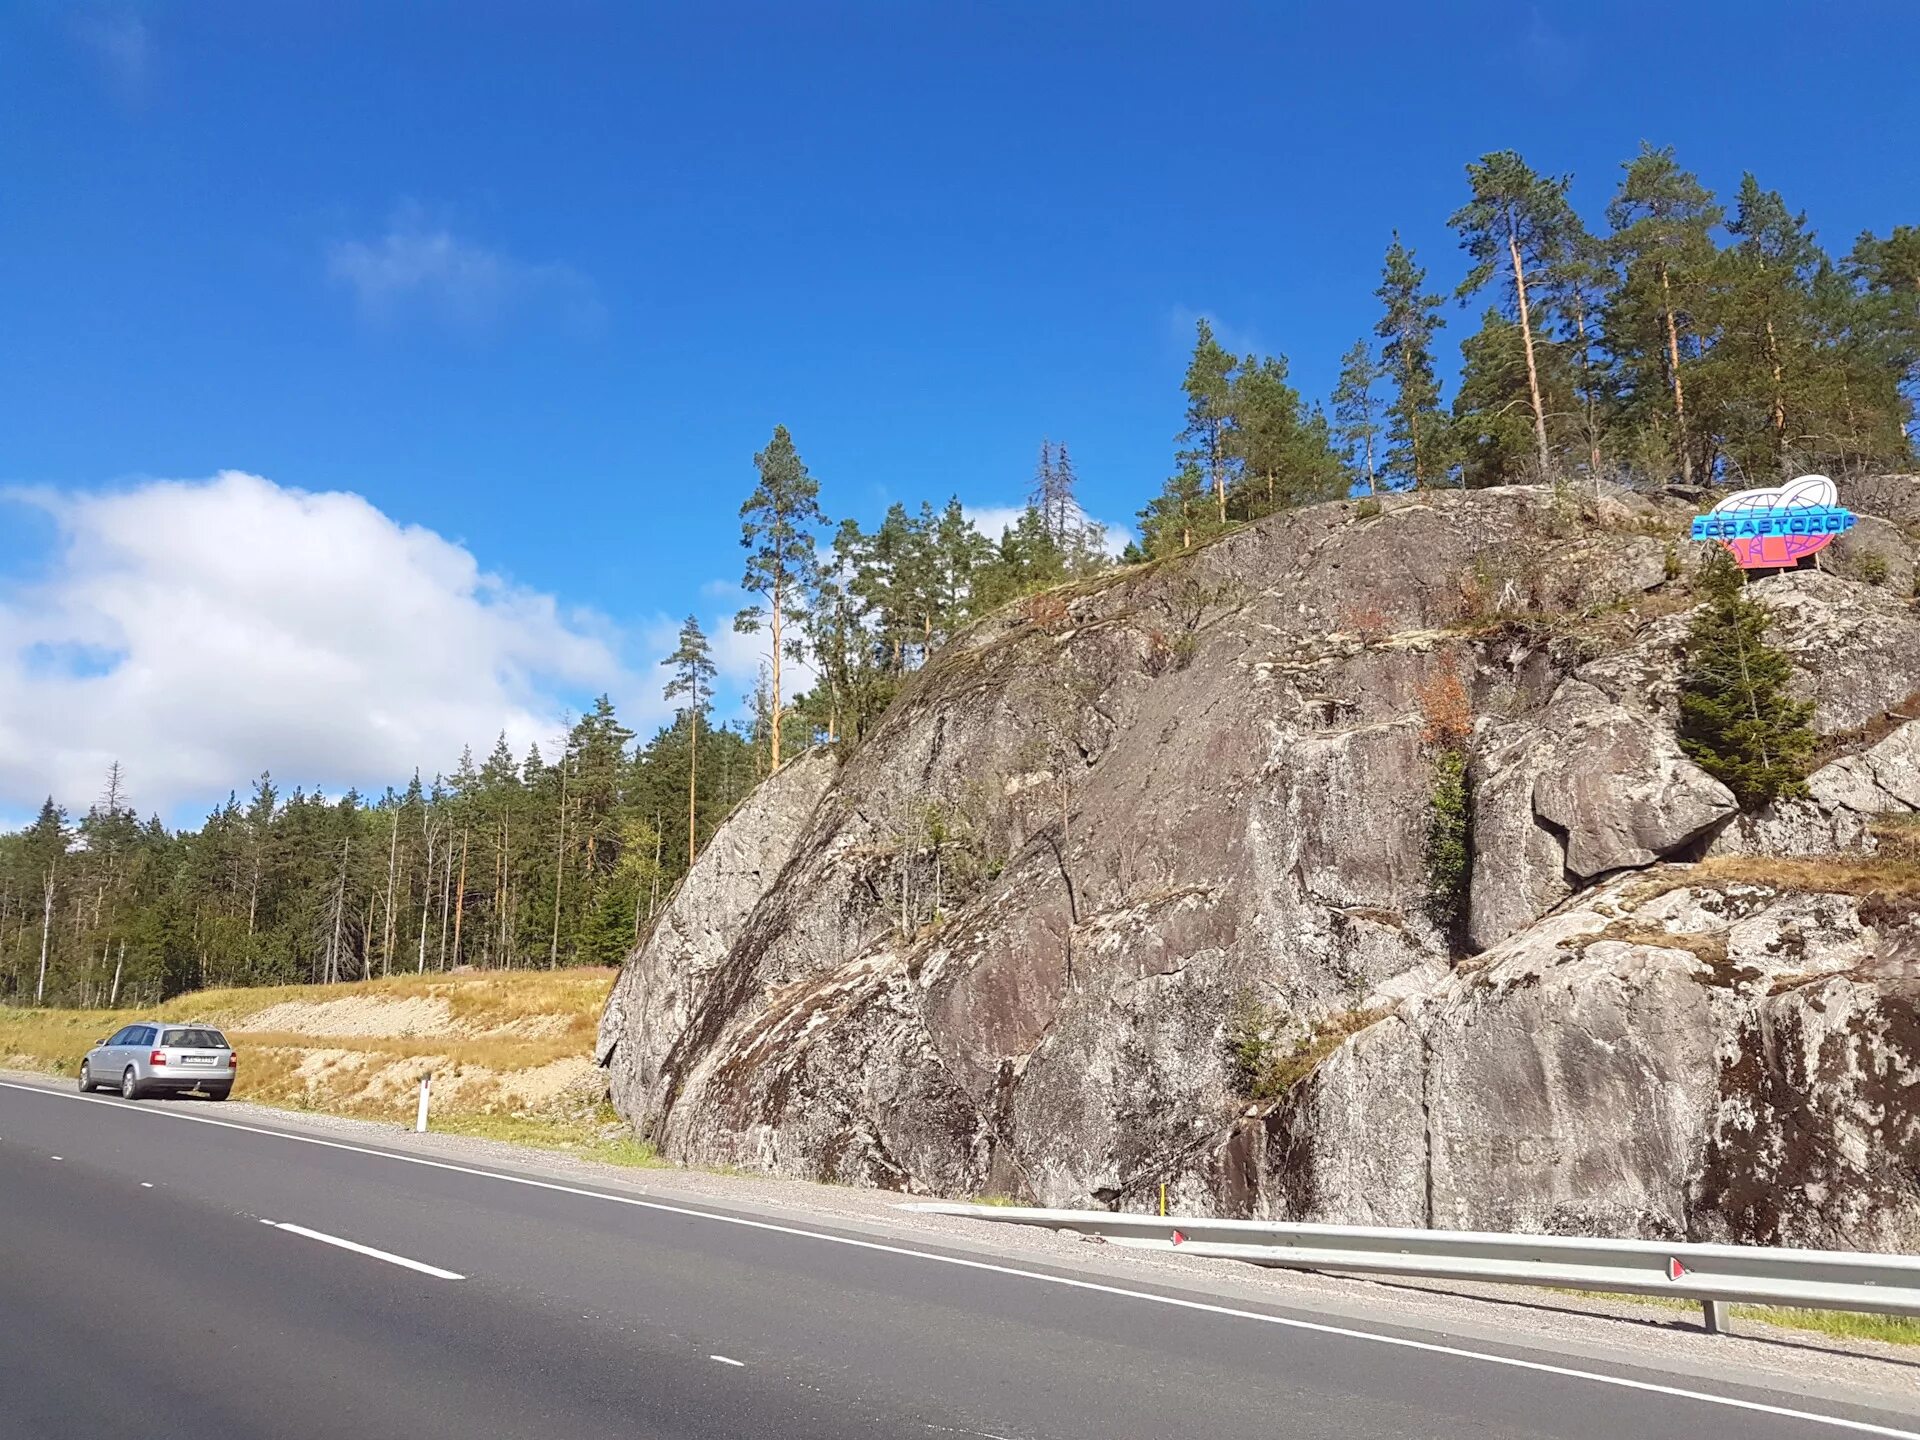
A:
[3,1079,1914,1439]
[709,1354,746,1367]
[266,1219,465,1280]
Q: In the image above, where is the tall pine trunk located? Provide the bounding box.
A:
[770,578,784,772]
[1575,299,1600,476]
[1660,264,1692,484]
[549,762,567,970]
[381,806,399,977]
[450,829,468,968]
[1765,316,1787,468]
[1508,230,1551,473]
[687,708,699,867]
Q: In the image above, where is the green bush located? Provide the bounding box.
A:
[1860,552,1890,587]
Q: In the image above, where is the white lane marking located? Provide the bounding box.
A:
[140,1181,153,1188]
[263,1219,464,1280]
[2,1082,1912,1439]
[49,1155,62,1160]
[709,1354,745,1367]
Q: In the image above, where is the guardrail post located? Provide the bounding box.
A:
[1700,1300,1729,1336]
[415,1071,432,1133]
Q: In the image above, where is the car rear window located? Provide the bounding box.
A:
[162,1028,228,1049]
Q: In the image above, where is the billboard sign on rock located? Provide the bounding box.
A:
[1690,474,1856,569]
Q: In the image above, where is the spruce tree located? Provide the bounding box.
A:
[735,424,823,773]
[1677,553,1815,810]
[1374,234,1447,488]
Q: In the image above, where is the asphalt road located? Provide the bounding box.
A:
[2,1079,1915,1440]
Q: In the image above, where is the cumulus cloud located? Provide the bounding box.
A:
[327,207,603,335]
[0,472,650,819]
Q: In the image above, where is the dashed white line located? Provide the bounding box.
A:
[263,1220,465,1280]
[709,1354,746,1367]
[3,1079,1914,1439]
[49,1155,61,1161]
[140,1181,154,1188]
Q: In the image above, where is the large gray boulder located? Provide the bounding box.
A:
[1256,873,1920,1249]
[1468,681,1736,951]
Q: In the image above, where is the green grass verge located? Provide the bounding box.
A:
[426,1108,662,1168]
[1558,1290,1920,1347]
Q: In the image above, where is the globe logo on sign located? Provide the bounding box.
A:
[1690,474,1856,570]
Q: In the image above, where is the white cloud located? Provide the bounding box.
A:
[74,9,150,99]
[962,502,1134,557]
[327,206,603,335]
[1167,305,1266,363]
[0,472,651,819]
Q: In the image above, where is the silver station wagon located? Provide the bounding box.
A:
[79,1022,236,1101]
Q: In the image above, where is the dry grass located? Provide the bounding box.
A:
[0,968,618,1123]
[1689,853,1920,900]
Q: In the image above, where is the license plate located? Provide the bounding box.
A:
[181,1055,213,1066]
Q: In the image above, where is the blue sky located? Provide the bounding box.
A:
[3,1,1917,825]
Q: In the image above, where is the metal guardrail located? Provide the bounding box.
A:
[903,1204,1920,1335]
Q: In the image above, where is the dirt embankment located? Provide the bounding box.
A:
[0,968,617,1123]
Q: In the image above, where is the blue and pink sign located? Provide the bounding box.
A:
[1691,475,1856,569]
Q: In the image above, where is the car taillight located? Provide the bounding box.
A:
[228,1054,239,1068]
[149,1049,167,1065]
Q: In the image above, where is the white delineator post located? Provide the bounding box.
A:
[415,1072,432,1133]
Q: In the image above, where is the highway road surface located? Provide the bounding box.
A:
[2,1076,1916,1440]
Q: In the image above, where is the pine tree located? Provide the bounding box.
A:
[1709,174,1825,478]
[1451,306,1575,488]
[1375,234,1447,488]
[1179,319,1238,523]
[735,424,823,773]
[1677,552,1816,810]
[1606,144,1723,484]
[1539,214,1615,476]
[931,496,990,637]
[1229,353,1342,516]
[662,615,717,867]
[1138,461,1211,557]
[1330,339,1387,494]
[1449,150,1576,475]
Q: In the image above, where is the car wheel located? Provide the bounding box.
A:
[120,1066,141,1101]
[204,1088,230,1102]
[77,1061,93,1093]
